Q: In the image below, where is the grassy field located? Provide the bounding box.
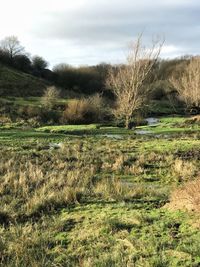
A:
[0,96,75,107]
[36,116,200,135]
[0,117,200,266]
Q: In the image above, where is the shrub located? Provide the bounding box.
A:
[26,118,41,127]
[150,81,166,100]
[16,106,27,118]
[41,86,60,110]
[16,105,61,125]
[0,115,12,124]
[26,106,41,118]
[61,94,106,124]
[61,99,89,124]
[39,109,60,124]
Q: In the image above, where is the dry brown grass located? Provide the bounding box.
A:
[184,115,200,125]
[172,158,198,180]
[166,177,200,212]
[0,146,133,221]
[94,176,128,200]
[62,98,90,123]
[2,223,52,267]
[0,155,96,218]
[112,154,127,172]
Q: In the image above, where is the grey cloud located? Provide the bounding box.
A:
[31,0,200,65]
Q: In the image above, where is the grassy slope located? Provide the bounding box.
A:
[0,96,73,109]
[0,64,48,96]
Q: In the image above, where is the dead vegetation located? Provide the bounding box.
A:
[0,146,136,223]
[1,132,200,265]
[172,158,198,181]
[184,115,200,125]
[170,57,200,110]
[166,178,200,212]
[106,34,163,129]
[62,94,106,124]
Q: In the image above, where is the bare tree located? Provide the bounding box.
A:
[0,36,24,60]
[170,57,200,111]
[106,34,163,129]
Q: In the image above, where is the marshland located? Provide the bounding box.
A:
[1,2,200,266]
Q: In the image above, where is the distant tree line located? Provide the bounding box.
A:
[0,35,196,101]
[1,35,200,128]
[0,36,51,78]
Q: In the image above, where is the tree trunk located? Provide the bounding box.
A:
[125,116,131,129]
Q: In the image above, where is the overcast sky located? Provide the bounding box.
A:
[0,0,199,67]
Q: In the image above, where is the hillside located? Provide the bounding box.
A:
[0,64,49,97]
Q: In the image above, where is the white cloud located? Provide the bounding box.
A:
[0,0,199,66]
[161,45,183,58]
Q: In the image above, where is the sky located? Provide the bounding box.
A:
[0,0,199,68]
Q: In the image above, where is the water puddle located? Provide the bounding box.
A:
[135,130,153,135]
[49,142,63,149]
[101,134,124,139]
[135,117,159,135]
[146,117,159,126]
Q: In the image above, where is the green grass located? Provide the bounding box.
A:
[0,96,75,107]
[159,116,186,124]
[35,116,200,136]
[136,116,200,135]
[36,124,135,136]
[0,129,67,149]
[37,124,99,132]
[141,127,200,134]
[0,64,48,96]
[51,205,200,266]
[1,116,200,266]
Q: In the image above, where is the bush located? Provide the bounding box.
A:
[0,115,12,124]
[15,105,60,125]
[62,99,89,124]
[26,118,41,127]
[151,86,166,100]
[26,106,41,118]
[41,86,60,110]
[40,109,60,124]
[61,94,106,124]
